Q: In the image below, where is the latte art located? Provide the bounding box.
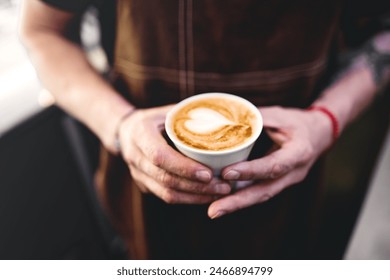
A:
[184,108,235,134]
[171,98,257,151]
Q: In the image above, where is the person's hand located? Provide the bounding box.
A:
[207,106,333,219]
[118,105,231,204]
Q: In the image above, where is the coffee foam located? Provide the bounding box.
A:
[171,97,257,151]
[184,108,235,134]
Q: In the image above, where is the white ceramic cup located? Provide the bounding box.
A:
[165,92,263,175]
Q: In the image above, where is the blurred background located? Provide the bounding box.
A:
[0,0,389,259]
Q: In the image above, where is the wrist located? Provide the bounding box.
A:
[113,108,137,154]
[100,104,136,154]
[312,66,376,133]
[307,106,339,141]
[306,105,339,151]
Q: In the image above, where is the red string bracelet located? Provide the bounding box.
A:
[307,105,339,143]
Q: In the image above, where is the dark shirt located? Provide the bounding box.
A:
[42,0,92,13]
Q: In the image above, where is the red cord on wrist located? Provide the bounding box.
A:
[307,105,339,143]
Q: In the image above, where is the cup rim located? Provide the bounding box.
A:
[165,92,263,155]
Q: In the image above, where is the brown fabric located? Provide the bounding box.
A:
[112,0,343,108]
[97,0,344,259]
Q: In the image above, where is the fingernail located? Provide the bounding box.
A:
[214,184,231,194]
[196,170,212,182]
[224,170,240,180]
[211,211,226,219]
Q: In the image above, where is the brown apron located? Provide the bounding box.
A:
[96,0,344,259]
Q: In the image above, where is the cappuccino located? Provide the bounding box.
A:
[170,96,258,151]
[165,93,263,173]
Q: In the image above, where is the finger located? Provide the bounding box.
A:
[208,176,287,219]
[136,123,214,183]
[222,140,311,181]
[210,165,312,218]
[129,152,231,195]
[264,126,291,145]
[122,105,213,183]
[130,165,218,205]
[258,106,288,128]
